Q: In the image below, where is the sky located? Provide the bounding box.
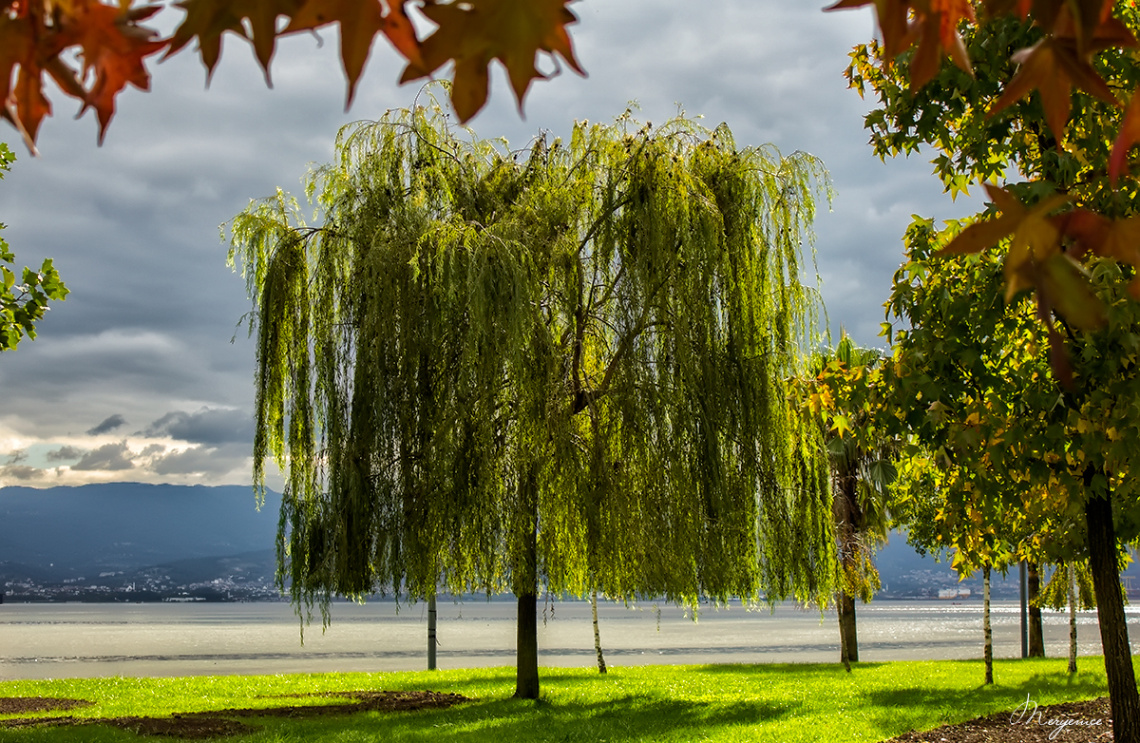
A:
[0,1,984,489]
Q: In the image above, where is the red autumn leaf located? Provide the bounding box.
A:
[825,0,913,59]
[400,0,586,122]
[68,2,166,144]
[1110,85,1140,186]
[988,7,1132,142]
[167,0,306,82]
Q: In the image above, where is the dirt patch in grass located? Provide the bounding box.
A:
[0,697,93,715]
[1,690,470,739]
[883,696,1113,742]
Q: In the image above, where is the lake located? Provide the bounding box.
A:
[0,599,1132,679]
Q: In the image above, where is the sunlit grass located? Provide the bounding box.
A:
[0,657,1115,742]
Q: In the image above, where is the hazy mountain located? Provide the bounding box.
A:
[0,483,280,578]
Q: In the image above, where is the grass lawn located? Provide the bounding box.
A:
[0,658,1115,742]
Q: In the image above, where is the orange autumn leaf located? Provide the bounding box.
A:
[400,0,586,122]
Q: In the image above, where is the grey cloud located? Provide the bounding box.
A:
[5,450,27,465]
[72,442,135,471]
[87,414,127,436]
[0,464,44,481]
[145,408,254,446]
[46,446,84,462]
[150,444,248,479]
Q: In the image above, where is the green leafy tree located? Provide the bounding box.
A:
[229,97,836,699]
[0,143,68,350]
[799,335,896,668]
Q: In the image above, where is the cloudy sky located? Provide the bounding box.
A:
[0,1,983,489]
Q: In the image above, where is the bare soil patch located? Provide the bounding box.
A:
[1,690,470,738]
[0,697,92,715]
[883,696,1113,742]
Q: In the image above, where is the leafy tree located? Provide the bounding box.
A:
[799,335,896,667]
[882,214,1140,731]
[229,98,836,699]
[0,142,67,350]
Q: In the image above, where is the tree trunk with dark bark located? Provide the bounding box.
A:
[1028,561,1044,657]
[1068,564,1078,675]
[1085,491,1140,743]
[838,591,859,663]
[514,471,540,700]
[983,565,993,685]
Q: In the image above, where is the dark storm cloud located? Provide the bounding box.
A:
[86,414,127,436]
[72,442,135,471]
[46,445,84,462]
[144,408,254,446]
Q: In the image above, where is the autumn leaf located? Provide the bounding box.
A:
[825,0,912,59]
[988,8,1133,142]
[68,2,166,144]
[400,0,586,122]
[908,0,975,89]
[167,0,306,82]
[1110,85,1140,186]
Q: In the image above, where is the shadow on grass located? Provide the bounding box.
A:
[259,691,800,743]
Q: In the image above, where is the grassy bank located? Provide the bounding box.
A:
[0,658,1114,742]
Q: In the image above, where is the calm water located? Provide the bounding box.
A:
[0,599,1132,679]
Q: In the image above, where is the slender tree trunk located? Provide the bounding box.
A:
[838,591,859,663]
[1085,491,1140,743]
[1068,564,1078,675]
[838,597,851,673]
[591,587,607,674]
[983,565,993,685]
[1028,561,1044,657]
[514,471,540,700]
[834,471,860,664]
[427,593,437,671]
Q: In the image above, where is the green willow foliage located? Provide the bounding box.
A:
[229,98,836,619]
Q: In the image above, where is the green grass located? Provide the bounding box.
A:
[0,658,1116,742]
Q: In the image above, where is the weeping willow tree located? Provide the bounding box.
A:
[229,94,835,699]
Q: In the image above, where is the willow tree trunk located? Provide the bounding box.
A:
[1085,491,1140,743]
[514,473,540,700]
[591,588,607,674]
[1068,565,1078,675]
[983,565,993,685]
[1027,561,1044,657]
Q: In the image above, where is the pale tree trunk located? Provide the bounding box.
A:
[1028,561,1044,657]
[983,565,993,685]
[1068,564,1078,675]
[591,588,607,674]
[1085,490,1140,743]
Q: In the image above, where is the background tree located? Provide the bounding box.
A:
[230,98,836,699]
[799,334,896,667]
[0,142,67,350]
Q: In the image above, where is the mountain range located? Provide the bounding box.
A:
[0,482,1125,602]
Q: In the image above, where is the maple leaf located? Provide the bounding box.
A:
[988,7,1133,142]
[1054,209,1140,299]
[400,0,586,122]
[908,0,975,89]
[68,2,166,144]
[825,0,912,59]
[1110,85,1140,186]
[284,0,421,108]
[167,0,306,83]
